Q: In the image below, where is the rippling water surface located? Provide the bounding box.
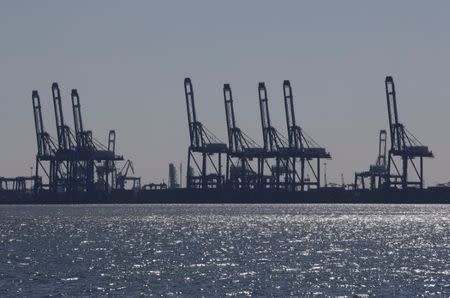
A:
[1,204,450,296]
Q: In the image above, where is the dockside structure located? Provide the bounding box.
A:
[32,83,141,193]
[1,75,437,198]
[186,77,331,191]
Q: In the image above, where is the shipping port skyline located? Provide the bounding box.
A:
[1,1,450,186]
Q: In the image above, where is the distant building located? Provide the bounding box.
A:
[168,163,179,189]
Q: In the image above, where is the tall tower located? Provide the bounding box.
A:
[168,163,178,189]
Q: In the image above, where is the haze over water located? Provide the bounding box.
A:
[1,204,449,296]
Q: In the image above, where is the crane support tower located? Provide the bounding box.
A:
[384,76,433,189]
[184,78,227,189]
[282,80,331,191]
[354,130,388,190]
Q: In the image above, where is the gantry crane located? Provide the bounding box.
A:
[384,76,433,189]
[52,83,76,191]
[32,90,59,191]
[354,130,388,190]
[282,80,331,191]
[184,78,227,189]
[257,82,289,189]
[71,89,93,190]
[33,83,123,193]
[223,83,264,189]
[116,160,141,191]
[69,88,123,191]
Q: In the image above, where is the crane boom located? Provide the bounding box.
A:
[283,80,300,148]
[223,84,240,153]
[71,89,84,147]
[184,78,201,148]
[258,82,272,151]
[52,83,69,150]
[385,76,403,151]
[32,91,45,156]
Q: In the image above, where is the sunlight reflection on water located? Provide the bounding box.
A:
[0,204,449,296]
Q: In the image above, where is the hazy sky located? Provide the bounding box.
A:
[1,1,449,186]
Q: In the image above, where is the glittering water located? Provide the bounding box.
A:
[1,204,450,297]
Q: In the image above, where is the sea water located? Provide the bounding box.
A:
[1,204,449,296]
